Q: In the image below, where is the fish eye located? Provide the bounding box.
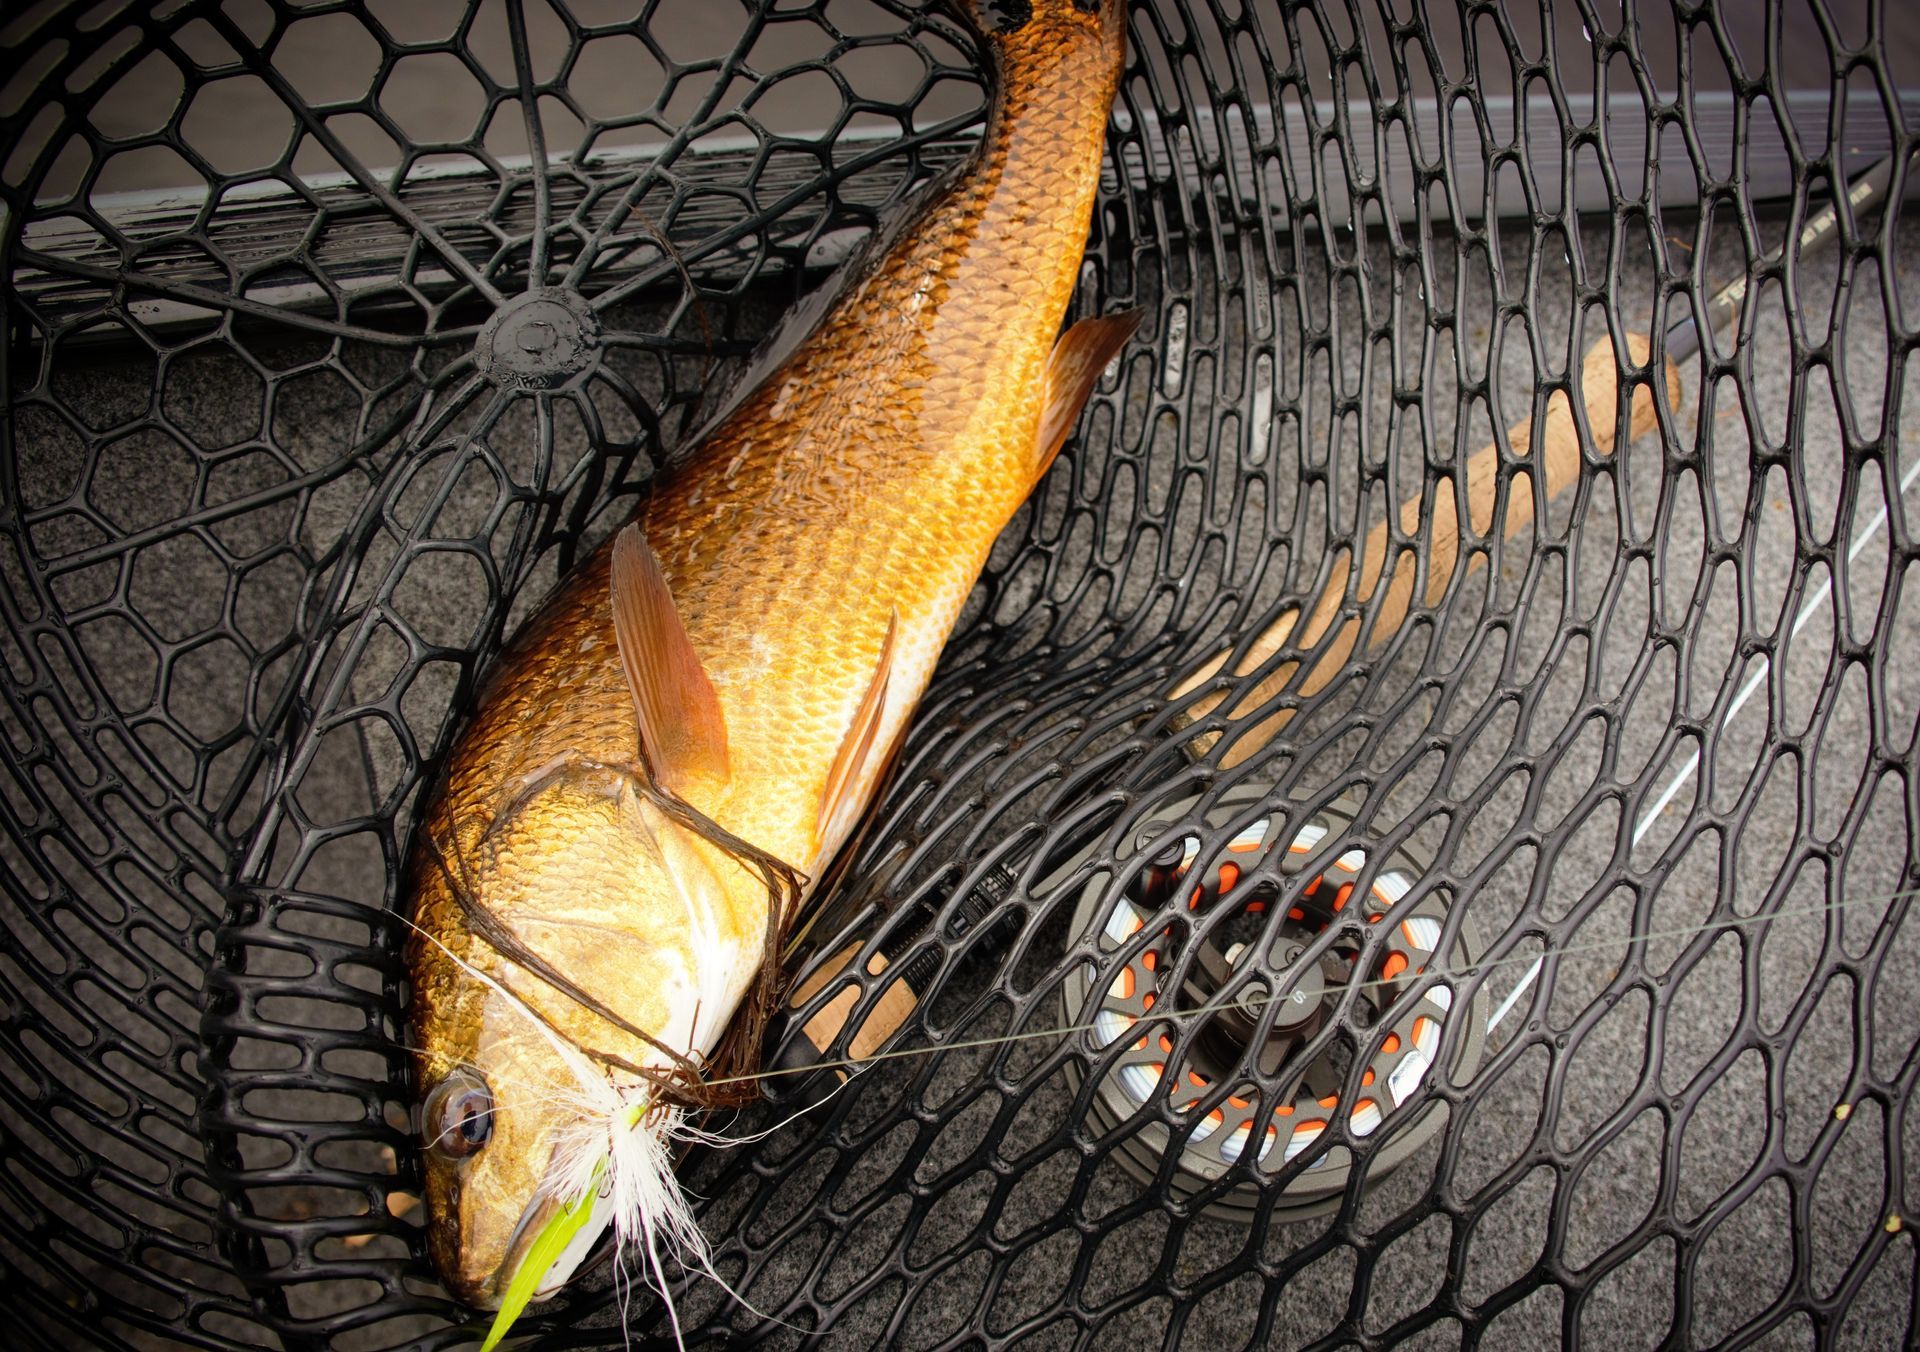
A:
[425,1070,495,1157]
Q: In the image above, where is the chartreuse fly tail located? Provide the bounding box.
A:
[480,1162,605,1352]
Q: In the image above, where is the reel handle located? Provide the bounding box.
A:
[1172,332,1681,764]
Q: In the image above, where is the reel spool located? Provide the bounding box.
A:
[1064,786,1486,1223]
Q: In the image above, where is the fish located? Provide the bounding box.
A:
[402,0,1138,1340]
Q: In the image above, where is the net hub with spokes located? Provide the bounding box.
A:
[471,287,603,391]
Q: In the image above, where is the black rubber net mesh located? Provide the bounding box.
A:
[4,0,1920,1347]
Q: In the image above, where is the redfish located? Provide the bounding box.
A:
[404,0,1137,1340]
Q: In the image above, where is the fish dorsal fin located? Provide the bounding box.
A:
[1033,308,1145,483]
[817,609,898,849]
[609,523,730,792]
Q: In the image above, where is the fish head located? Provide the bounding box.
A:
[410,766,759,1309]
[417,1034,602,1309]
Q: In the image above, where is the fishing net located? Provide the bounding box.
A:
[3,0,1918,1346]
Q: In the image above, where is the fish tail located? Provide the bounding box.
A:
[957,0,1128,55]
[958,0,1129,104]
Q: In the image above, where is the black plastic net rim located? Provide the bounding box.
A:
[2,0,1919,1347]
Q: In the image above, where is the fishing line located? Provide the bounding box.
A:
[422,809,789,1108]
[400,912,606,1086]
[705,880,1920,1090]
[1632,452,1920,842]
[423,830,705,1083]
[1474,448,1920,1034]
[396,1050,863,1171]
[712,349,1920,1107]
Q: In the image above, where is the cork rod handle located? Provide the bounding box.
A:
[1171,333,1680,762]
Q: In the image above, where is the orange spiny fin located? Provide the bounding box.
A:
[1033,308,1144,484]
[609,523,729,792]
[817,608,898,849]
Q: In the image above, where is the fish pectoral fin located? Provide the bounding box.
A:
[1033,308,1145,484]
[610,523,730,792]
[816,608,899,850]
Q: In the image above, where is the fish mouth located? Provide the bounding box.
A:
[472,1185,610,1309]
[489,1195,558,1307]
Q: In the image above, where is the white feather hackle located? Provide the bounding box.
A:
[405,914,810,1349]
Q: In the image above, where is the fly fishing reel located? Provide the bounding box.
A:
[1064,785,1486,1223]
